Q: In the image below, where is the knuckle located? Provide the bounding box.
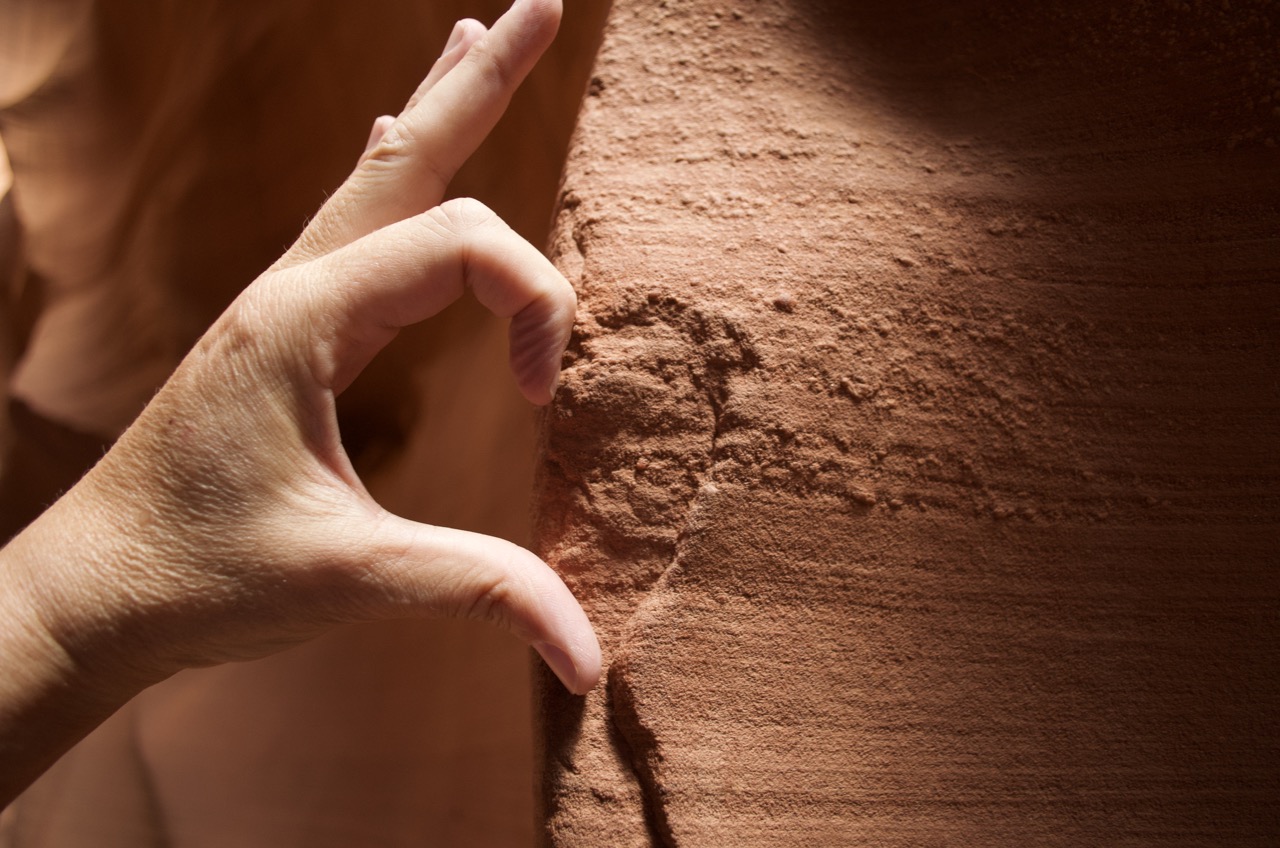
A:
[465,40,515,93]
[436,196,496,229]
[363,120,415,167]
[193,290,277,372]
[364,123,453,198]
[462,570,512,625]
[561,276,579,309]
[455,550,536,633]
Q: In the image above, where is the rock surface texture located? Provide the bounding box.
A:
[534,0,1280,844]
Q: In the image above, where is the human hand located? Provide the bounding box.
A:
[0,0,596,804]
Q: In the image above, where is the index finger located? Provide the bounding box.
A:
[286,0,562,264]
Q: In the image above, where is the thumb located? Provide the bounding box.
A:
[354,511,601,695]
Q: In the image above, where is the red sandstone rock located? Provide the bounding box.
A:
[533,0,1280,844]
[2,0,1279,844]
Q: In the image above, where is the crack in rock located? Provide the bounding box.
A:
[601,306,752,847]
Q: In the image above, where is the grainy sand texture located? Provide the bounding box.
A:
[533,0,1280,844]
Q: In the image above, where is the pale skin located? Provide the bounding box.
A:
[0,0,600,808]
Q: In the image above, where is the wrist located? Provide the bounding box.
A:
[0,555,82,804]
[0,491,157,806]
[0,461,191,806]
[8,467,186,688]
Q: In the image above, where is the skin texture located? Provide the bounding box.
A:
[0,0,600,810]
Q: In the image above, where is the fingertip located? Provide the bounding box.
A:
[437,19,488,74]
[398,19,490,118]
[532,0,564,33]
[361,516,600,693]
[574,633,603,693]
[516,380,549,407]
[502,0,562,55]
[535,633,601,695]
[506,286,574,405]
[521,0,563,30]
[510,332,567,406]
[511,351,559,405]
[535,641,577,692]
[452,18,488,51]
[442,19,487,59]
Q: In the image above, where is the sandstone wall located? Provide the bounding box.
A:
[3,0,1279,844]
[534,0,1280,844]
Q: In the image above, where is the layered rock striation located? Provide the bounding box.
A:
[533,0,1280,844]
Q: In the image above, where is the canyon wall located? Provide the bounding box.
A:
[533,0,1280,844]
[2,0,1278,845]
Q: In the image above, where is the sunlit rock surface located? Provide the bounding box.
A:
[533,0,1280,845]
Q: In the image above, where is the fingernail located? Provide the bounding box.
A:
[443,20,467,55]
[535,641,578,692]
[547,372,560,400]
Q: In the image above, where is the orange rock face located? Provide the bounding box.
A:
[533,0,1280,844]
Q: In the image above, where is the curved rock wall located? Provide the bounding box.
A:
[3,0,1278,844]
